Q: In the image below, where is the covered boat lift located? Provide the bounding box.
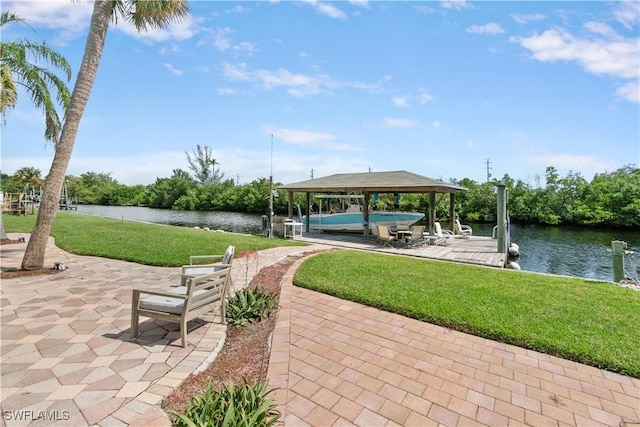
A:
[279,170,467,238]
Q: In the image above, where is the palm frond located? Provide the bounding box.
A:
[129,0,191,30]
[0,11,71,144]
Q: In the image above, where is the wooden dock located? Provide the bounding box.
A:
[1,193,34,215]
[293,232,507,269]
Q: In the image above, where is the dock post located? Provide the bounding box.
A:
[612,240,626,283]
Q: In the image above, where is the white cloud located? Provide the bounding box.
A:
[512,26,640,102]
[511,13,545,25]
[1,151,190,186]
[349,0,369,9]
[199,27,255,54]
[222,62,334,97]
[217,88,238,96]
[272,127,335,145]
[226,5,247,14]
[432,121,441,128]
[267,127,360,151]
[440,1,474,11]
[614,0,640,29]
[382,118,418,128]
[615,80,640,103]
[527,153,617,174]
[113,15,199,43]
[221,62,386,98]
[163,63,183,76]
[583,21,618,39]
[467,23,505,35]
[393,97,410,108]
[419,89,434,104]
[415,5,435,14]
[200,27,233,51]
[303,0,348,20]
[2,1,92,43]
[234,42,257,53]
[159,44,181,56]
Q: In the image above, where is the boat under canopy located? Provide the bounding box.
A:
[300,194,424,232]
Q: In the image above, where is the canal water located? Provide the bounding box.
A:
[74,205,639,283]
[471,223,639,282]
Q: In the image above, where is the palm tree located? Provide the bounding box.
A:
[21,0,190,270]
[1,11,71,242]
[11,166,45,194]
[0,11,71,142]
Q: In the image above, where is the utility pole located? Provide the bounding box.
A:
[485,158,492,182]
[269,134,274,239]
[311,168,314,179]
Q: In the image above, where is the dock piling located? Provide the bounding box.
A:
[612,240,626,283]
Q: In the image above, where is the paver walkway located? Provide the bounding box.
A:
[2,234,639,426]
[267,255,640,426]
[0,233,319,426]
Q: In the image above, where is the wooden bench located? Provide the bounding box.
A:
[131,265,232,347]
[180,245,235,288]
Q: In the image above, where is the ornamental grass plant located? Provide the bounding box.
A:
[293,250,640,378]
[171,379,280,427]
[225,288,279,327]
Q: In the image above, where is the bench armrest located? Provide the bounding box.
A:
[189,254,224,265]
[181,262,226,272]
[132,288,187,300]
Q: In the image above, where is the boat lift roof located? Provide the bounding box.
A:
[280,170,466,194]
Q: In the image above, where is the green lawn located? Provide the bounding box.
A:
[4,212,639,378]
[2,212,305,267]
[294,250,640,378]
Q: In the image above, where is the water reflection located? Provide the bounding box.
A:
[508,224,638,281]
[445,222,638,281]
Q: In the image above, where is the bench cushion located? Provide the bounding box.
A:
[139,295,184,314]
[139,286,221,314]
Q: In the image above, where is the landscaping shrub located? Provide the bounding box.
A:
[226,288,278,327]
[172,379,280,427]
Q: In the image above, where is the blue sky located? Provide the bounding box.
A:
[2,0,639,186]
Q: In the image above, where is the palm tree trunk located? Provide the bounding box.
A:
[0,215,8,241]
[21,1,113,270]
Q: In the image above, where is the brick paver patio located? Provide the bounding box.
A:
[2,233,639,426]
[267,255,640,426]
[1,234,317,426]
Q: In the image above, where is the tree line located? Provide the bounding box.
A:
[3,164,638,229]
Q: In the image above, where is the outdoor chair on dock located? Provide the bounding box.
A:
[131,265,232,347]
[454,219,473,238]
[378,225,396,248]
[407,225,426,247]
[424,222,454,246]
